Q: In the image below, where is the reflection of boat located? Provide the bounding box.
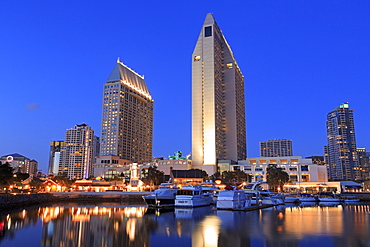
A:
[216,190,252,210]
[175,185,213,207]
[143,182,179,208]
[175,206,213,219]
[299,201,317,207]
[319,201,340,207]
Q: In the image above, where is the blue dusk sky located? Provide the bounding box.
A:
[1,1,369,172]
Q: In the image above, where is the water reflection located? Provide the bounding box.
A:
[0,203,370,247]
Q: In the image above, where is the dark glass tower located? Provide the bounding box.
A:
[325,103,360,180]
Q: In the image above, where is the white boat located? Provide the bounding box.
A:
[242,182,283,205]
[318,196,341,202]
[216,190,252,210]
[143,182,179,208]
[175,184,213,207]
[297,193,317,202]
[200,181,220,203]
[284,196,300,203]
[342,196,360,203]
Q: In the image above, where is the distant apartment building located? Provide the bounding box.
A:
[260,139,293,157]
[48,141,65,176]
[99,59,154,164]
[232,156,328,183]
[0,153,38,175]
[306,156,325,166]
[28,160,38,176]
[357,148,370,180]
[59,123,94,180]
[325,103,360,180]
[93,135,100,164]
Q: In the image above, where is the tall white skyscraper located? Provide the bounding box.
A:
[100,60,154,164]
[192,13,246,176]
[59,123,94,179]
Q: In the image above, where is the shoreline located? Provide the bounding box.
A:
[0,192,151,211]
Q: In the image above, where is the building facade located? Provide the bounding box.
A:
[260,139,293,157]
[231,156,328,184]
[325,103,360,180]
[357,148,370,180]
[0,153,38,175]
[48,141,65,176]
[59,124,94,180]
[93,155,132,179]
[192,13,246,176]
[100,60,154,164]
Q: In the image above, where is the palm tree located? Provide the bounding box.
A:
[266,164,289,192]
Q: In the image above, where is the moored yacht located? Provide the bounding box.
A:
[175,184,213,207]
[143,182,179,208]
[297,193,318,202]
[216,190,252,210]
[242,182,284,205]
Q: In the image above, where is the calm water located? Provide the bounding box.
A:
[0,202,370,247]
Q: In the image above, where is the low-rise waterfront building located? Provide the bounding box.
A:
[232,156,328,183]
[93,155,132,179]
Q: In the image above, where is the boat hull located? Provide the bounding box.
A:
[143,196,175,208]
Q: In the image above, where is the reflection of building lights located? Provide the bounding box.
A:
[278,212,284,219]
[126,218,137,241]
[200,216,220,247]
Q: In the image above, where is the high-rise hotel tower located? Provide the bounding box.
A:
[192,13,246,175]
[100,59,154,164]
[325,103,360,180]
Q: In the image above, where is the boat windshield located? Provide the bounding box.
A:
[159,184,177,189]
[177,190,200,196]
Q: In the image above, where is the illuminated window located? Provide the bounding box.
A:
[291,159,299,164]
[226,63,233,69]
[259,160,266,164]
[194,55,201,61]
[249,160,257,165]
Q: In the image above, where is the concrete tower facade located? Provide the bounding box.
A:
[59,124,94,179]
[100,60,154,164]
[192,13,246,175]
[325,103,360,180]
